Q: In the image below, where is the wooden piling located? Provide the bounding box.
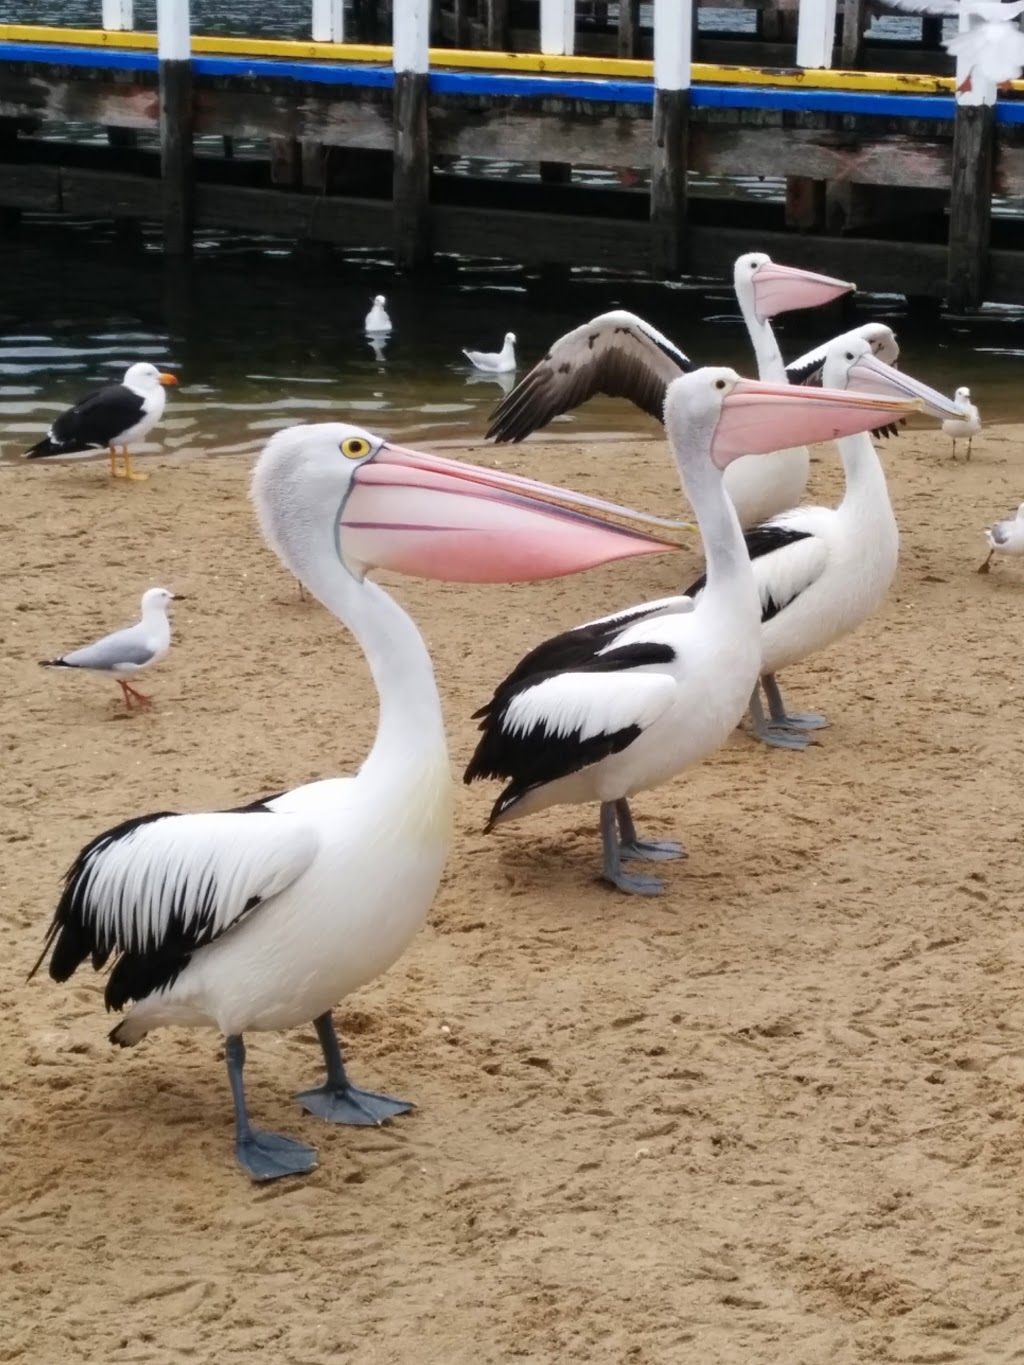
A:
[157,0,194,257]
[796,0,838,69]
[650,0,691,276]
[839,0,865,68]
[485,0,510,50]
[392,0,430,270]
[948,104,994,311]
[540,0,576,55]
[102,0,134,30]
[617,0,641,58]
[311,0,344,42]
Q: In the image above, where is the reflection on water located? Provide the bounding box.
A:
[1,220,1022,468]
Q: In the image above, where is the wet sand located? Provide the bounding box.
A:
[2,424,1024,1364]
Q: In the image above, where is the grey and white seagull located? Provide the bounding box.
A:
[39,586,183,709]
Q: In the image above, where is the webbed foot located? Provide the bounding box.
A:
[294,1082,413,1126]
[236,1129,318,1182]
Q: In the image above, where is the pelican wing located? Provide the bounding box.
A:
[685,522,829,621]
[486,310,693,443]
[32,805,320,1010]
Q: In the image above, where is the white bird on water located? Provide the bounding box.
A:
[364,294,392,334]
[465,369,917,894]
[39,587,182,710]
[943,386,982,458]
[683,333,964,749]
[464,331,517,374]
[978,502,1024,571]
[29,422,686,1180]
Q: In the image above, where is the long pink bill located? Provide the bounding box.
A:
[709,380,923,468]
[844,352,965,422]
[342,444,696,583]
[752,261,854,322]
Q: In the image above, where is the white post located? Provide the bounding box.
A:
[796,0,839,69]
[311,0,345,43]
[157,0,191,60]
[394,0,430,72]
[540,0,576,56]
[954,0,996,107]
[654,0,692,91]
[102,0,134,29]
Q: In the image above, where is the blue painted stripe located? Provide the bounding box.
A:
[2,40,1024,123]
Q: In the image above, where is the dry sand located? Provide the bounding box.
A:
[2,425,1024,1365]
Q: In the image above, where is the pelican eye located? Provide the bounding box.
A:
[845,352,854,360]
[341,436,371,460]
[714,378,727,390]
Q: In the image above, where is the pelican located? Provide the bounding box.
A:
[25,362,178,481]
[465,369,917,894]
[30,423,686,1181]
[464,332,517,374]
[978,503,1024,572]
[683,334,965,748]
[943,386,982,458]
[39,586,181,710]
[486,254,869,527]
[364,295,392,334]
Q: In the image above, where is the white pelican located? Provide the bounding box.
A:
[978,503,1024,572]
[464,332,517,374]
[364,295,392,334]
[465,369,917,894]
[943,386,982,458]
[30,423,686,1181]
[39,586,182,710]
[486,255,879,527]
[683,333,964,749]
[25,362,178,481]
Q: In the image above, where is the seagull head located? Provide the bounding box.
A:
[141,587,182,614]
[124,362,178,393]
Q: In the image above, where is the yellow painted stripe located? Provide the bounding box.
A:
[3,24,1022,95]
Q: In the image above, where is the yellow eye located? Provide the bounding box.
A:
[341,436,371,460]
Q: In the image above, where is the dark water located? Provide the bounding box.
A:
[1,221,1022,467]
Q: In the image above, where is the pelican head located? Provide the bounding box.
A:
[253,422,694,585]
[734,251,854,324]
[821,336,963,421]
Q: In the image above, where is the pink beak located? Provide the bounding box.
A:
[710,380,922,468]
[341,444,694,583]
[752,261,854,322]
[844,352,964,422]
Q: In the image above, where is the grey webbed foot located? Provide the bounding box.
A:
[619,839,686,862]
[602,866,666,896]
[771,710,828,731]
[294,1083,412,1126]
[751,679,821,749]
[755,725,813,750]
[236,1129,318,1182]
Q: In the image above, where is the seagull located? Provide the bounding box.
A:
[464,332,517,374]
[943,386,982,458]
[29,422,688,1180]
[24,362,178,481]
[945,0,1024,93]
[39,587,182,710]
[978,502,1024,571]
[465,369,917,894]
[364,295,392,334]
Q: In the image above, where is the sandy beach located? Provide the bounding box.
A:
[2,423,1024,1364]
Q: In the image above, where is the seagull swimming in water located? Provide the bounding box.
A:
[978,503,1024,572]
[364,295,392,334]
[464,332,517,374]
[39,587,182,709]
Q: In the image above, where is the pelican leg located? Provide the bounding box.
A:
[122,447,148,482]
[615,798,685,862]
[294,1012,413,1125]
[978,548,994,574]
[748,686,812,751]
[762,674,828,731]
[226,1034,317,1182]
[599,802,665,895]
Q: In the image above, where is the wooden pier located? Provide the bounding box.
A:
[1,1,1024,309]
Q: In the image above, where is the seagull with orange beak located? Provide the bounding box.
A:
[24,362,178,481]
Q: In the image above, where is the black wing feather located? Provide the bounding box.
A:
[26,383,146,457]
[685,524,815,624]
[465,640,677,829]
